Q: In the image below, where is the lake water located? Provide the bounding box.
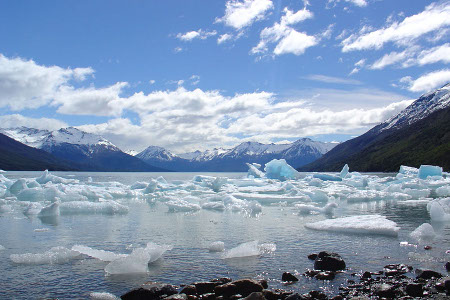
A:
[0,170,449,299]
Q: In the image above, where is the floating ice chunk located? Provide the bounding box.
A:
[296,202,338,215]
[246,200,262,214]
[340,164,349,178]
[264,159,299,181]
[436,186,450,197]
[27,180,41,188]
[23,202,44,215]
[308,178,323,187]
[89,292,119,300]
[17,188,45,202]
[60,200,129,215]
[305,215,400,236]
[104,242,172,275]
[306,190,329,203]
[428,200,450,222]
[0,245,5,250]
[143,179,158,194]
[222,241,276,259]
[156,176,167,184]
[36,170,76,184]
[10,246,81,265]
[0,204,12,213]
[72,245,127,262]
[202,202,226,211]
[166,199,201,212]
[9,179,28,195]
[247,163,264,179]
[418,165,443,179]
[399,165,419,175]
[209,241,225,252]
[38,202,60,217]
[410,223,436,241]
[212,177,227,192]
[313,173,342,182]
[130,182,147,190]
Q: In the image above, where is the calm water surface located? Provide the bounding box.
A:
[0,171,449,299]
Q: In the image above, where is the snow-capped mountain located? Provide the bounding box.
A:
[136,138,337,172]
[301,82,450,172]
[379,83,450,132]
[0,127,165,172]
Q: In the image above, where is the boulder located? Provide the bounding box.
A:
[372,283,398,298]
[180,285,197,295]
[121,283,178,300]
[405,283,423,297]
[416,270,443,280]
[315,271,335,280]
[282,272,299,282]
[314,252,346,271]
[243,292,266,300]
[194,282,216,295]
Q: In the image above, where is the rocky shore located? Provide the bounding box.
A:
[120,252,450,300]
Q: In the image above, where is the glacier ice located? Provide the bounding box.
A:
[38,201,60,217]
[0,245,5,250]
[305,215,400,236]
[208,241,225,252]
[59,200,129,215]
[295,202,338,215]
[72,245,127,261]
[222,241,276,259]
[104,242,172,275]
[313,173,342,182]
[418,165,443,179]
[428,199,450,222]
[264,159,298,181]
[10,246,81,265]
[410,223,436,241]
[246,163,264,178]
[340,164,349,178]
[166,199,201,212]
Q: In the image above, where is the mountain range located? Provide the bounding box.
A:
[136,139,337,172]
[300,83,450,172]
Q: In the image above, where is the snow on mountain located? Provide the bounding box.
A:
[379,83,450,132]
[179,148,229,161]
[281,138,336,158]
[0,127,50,149]
[223,141,291,158]
[136,146,178,161]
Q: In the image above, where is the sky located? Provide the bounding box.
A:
[0,0,449,153]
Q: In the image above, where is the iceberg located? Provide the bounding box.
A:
[246,163,264,178]
[264,159,299,181]
[340,164,349,178]
[38,202,60,217]
[305,215,400,236]
[60,200,129,215]
[104,242,172,275]
[72,245,127,262]
[9,179,28,195]
[410,223,436,241]
[222,240,276,259]
[10,246,81,265]
[166,199,201,212]
[313,173,342,182]
[295,202,338,215]
[428,199,450,222]
[208,241,225,252]
[418,165,443,179]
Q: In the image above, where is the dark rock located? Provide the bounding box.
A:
[405,283,423,297]
[258,280,268,289]
[315,271,335,280]
[180,285,197,295]
[308,290,327,299]
[215,283,238,298]
[284,293,305,300]
[308,253,318,260]
[424,245,432,250]
[165,295,188,300]
[282,272,299,282]
[243,292,266,300]
[233,279,264,297]
[262,289,280,300]
[416,270,443,279]
[211,278,233,286]
[314,252,346,271]
[304,269,320,277]
[194,282,216,295]
[445,262,450,272]
[361,272,371,279]
[372,283,397,298]
[331,296,343,300]
[121,283,178,300]
[199,294,215,300]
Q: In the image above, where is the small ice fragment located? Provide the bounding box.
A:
[209,241,225,252]
[38,202,60,217]
[340,164,349,178]
[246,163,264,178]
[89,292,119,300]
[305,215,400,236]
[0,245,5,250]
[10,246,81,265]
[418,165,442,179]
[166,199,201,212]
[313,173,342,182]
[143,179,158,194]
[60,200,129,215]
[130,182,147,190]
[296,202,338,215]
[429,201,450,222]
[399,165,419,175]
[436,186,450,197]
[9,179,28,195]
[34,228,49,232]
[223,241,260,259]
[410,223,436,241]
[24,203,43,215]
[264,159,299,181]
[72,245,127,262]
[202,202,226,211]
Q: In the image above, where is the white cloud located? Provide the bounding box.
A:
[417,43,450,65]
[217,33,233,44]
[53,82,128,116]
[327,0,368,8]
[349,59,366,75]
[251,7,316,56]
[149,80,156,85]
[176,29,217,41]
[342,2,450,52]
[370,49,411,70]
[0,54,92,110]
[0,114,68,131]
[217,0,274,30]
[404,69,450,92]
[174,47,183,53]
[303,74,362,85]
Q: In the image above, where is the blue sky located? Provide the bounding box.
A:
[0,0,449,153]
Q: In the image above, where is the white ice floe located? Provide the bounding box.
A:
[89,292,120,300]
[418,165,443,179]
[264,159,298,181]
[10,246,81,265]
[60,200,129,215]
[340,164,349,178]
[410,223,436,241]
[428,198,450,222]
[0,245,5,250]
[247,163,264,178]
[305,215,400,236]
[222,241,276,259]
[104,242,172,275]
[166,199,201,212]
[436,186,450,197]
[313,173,342,182]
[72,245,127,262]
[38,201,60,217]
[295,202,338,215]
[208,241,225,252]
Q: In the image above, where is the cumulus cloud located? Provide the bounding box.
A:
[0,54,93,110]
[342,2,450,52]
[303,74,362,85]
[251,7,316,56]
[327,0,368,8]
[216,0,274,30]
[0,114,68,131]
[402,69,450,92]
[176,29,217,41]
[217,33,233,44]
